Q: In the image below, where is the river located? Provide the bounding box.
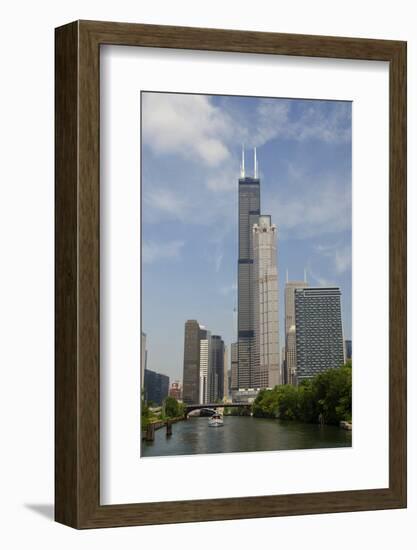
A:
[141,416,351,457]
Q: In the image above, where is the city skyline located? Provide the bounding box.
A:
[142,92,352,382]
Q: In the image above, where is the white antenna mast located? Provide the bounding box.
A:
[304,268,307,283]
[240,145,245,178]
[254,147,258,179]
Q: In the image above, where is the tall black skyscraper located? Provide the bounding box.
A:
[182,320,205,404]
[237,148,260,389]
[208,335,225,402]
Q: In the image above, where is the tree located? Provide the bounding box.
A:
[163,396,185,418]
[252,362,352,425]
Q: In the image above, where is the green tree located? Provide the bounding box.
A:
[252,362,352,425]
[163,396,185,418]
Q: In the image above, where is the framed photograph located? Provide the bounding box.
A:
[55,20,406,528]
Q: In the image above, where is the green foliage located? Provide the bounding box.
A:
[163,396,185,419]
[224,405,251,416]
[141,392,151,429]
[252,362,352,425]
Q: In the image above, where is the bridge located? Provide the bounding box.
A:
[184,402,251,417]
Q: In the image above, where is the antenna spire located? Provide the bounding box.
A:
[304,268,307,283]
[240,145,245,178]
[254,147,258,178]
[286,269,289,283]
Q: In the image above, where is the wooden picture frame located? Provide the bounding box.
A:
[55,20,407,528]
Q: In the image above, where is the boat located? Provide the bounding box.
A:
[208,413,224,427]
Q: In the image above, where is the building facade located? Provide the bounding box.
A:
[182,320,205,404]
[286,325,297,384]
[169,381,182,401]
[294,287,344,382]
[209,335,225,402]
[284,280,309,385]
[237,148,260,390]
[199,330,211,404]
[253,215,280,387]
[344,339,352,362]
[230,342,238,392]
[144,369,169,405]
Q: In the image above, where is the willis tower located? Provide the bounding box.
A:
[237,147,260,389]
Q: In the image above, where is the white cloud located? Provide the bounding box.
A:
[144,188,186,217]
[307,266,335,287]
[247,99,351,147]
[142,240,185,264]
[267,174,351,239]
[142,93,232,166]
[335,246,351,273]
[315,242,351,274]
[142,93,351,240]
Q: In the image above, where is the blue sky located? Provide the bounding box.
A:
[141,92,352,383]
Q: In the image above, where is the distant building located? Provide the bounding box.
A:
[182,320,226,405]
[209,335,225,402]
[284,279,308,386]
[295,287,344,383]
[344,339,352,362]
[199,330,211,404]
[141,331,147,390]
[169,381,182,401]
[230,342,238,392]
[281,345,287,384]
[223,346,229,401]
[286,326,297,385]
[144,369,169,405]
[182,320,205,405]
[253,215,280,388]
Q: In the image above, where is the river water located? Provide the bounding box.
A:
[141,416,351,457]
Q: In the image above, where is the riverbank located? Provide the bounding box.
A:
[141,415,185,440]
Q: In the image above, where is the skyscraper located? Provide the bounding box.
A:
[230,342,238,392]
[182,320,205,404]
[209,335,225,402]
[253,215,280,387]
[286,325,297,384]
[294,287,344,382]
[199,330,211,404]
[284,279,309,385]
[144,369,169,405]
[223,345,229,401]
[237,148,260,389]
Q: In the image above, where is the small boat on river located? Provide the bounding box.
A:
[208,413,224,427]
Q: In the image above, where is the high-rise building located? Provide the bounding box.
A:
[253,215,280,387]
[144,369,169,405]
[284,279,309,385]
[169,381,182,400]
[209,335,225,402]
[344,339,352,362]
[286,325,297,384]
[230,342,238,392]
[223,345,229,401]
[182,320,205,404]
[281,345,287,384]
[199,330,211,404]
[285,279,309,334]
[237,148,260,389]
[295,287,344,382]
